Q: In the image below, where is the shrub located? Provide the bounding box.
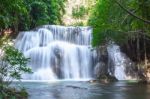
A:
[0,35,32,98]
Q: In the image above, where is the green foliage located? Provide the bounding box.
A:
[30,1,49,28]
[44,0,66,24]
[0,35,32,98]
[0,0,27,29]
[0,87,28,99]
[0,46,32,81]
[72,6,88,19]
[2,46,32,79]
[0,35,32,86]
[0,0,66,32]
[88,0,150,46]
[72,22,84,26]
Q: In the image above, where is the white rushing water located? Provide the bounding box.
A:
[107,43,135,80]
[15,25,93,80]
[107,44,126,80]
[15,25,135,81]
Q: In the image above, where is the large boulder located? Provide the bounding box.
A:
[94,62,117,83]
[137,66,150,84]
[146,68,150,83]
[94,62,107,78]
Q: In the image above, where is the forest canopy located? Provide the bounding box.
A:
[0,0,66,33]
[88,0,150,62]
[0,0,150,62]
[88,0,150,46]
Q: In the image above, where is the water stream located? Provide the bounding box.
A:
[15,25,138,81]
[14,25,145,99]
[15,25,94,80]
[12,81,150,99]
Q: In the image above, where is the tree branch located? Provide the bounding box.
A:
[114,0,150,24]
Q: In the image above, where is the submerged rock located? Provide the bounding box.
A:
[146,67,150,83]
[89,74,118,84]
[88,79,97,83]
[139,66,150,84]
[66,85,87,90]
[98,74,118,82]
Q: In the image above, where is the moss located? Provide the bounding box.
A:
[89,74,118,84]
[98,74,118,83]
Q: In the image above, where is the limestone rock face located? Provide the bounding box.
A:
[94,46,118,82]
[94,62,107,78]
[137,66,150,84]
[95,63,118,81]
[146,67,150,83]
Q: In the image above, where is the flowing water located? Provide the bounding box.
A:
[15,25,94,80]
[107,44,127,80]
[13,81,150,99]
[15,25,136,81]
[14,25,147,99]
[107,43,136,80]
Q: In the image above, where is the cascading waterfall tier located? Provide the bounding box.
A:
[15,25,94,80]
[107,44,126,80]
[107,43,137,80]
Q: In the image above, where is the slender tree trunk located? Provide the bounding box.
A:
[136,33,140,62]
[144,32,147,68]
[140,0,148,68]
[13,13,19,34]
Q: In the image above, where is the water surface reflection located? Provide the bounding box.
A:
[13,81,150,99]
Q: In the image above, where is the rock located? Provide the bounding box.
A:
[88,79,97,83]
[94,62,118,82]
[66,85,87,90]
[88,74,118,84]
[141,67,150,84]
[146,67,150,83]
[94,62,107,78]
[138,66,150,84]
[54,47,62,59]
[88,79,109,84]
[99,74,118,82]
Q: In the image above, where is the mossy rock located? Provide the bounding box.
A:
[89,74,118,84]
[137,66,150,84]
[98,74,118,83]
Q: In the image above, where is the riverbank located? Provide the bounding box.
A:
[0,87,28,99]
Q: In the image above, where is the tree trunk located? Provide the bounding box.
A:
[144,33,147,68]
[136,33,140,62]
[13,13,19,34]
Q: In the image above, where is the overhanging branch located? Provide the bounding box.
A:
[114,0,150,24]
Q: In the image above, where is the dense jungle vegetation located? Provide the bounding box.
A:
[0,0,66,34]
[88,0,150,66]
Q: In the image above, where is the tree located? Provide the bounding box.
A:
[88,0,150,63]
[0,0,67,33]
[43,0,66,24]
[0,0,28,32]
[30,1,49,28]
[0,34,32,98]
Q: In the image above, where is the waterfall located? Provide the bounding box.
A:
[107,43,137,80]
[15,25,94,81]
[15,25,137,81]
